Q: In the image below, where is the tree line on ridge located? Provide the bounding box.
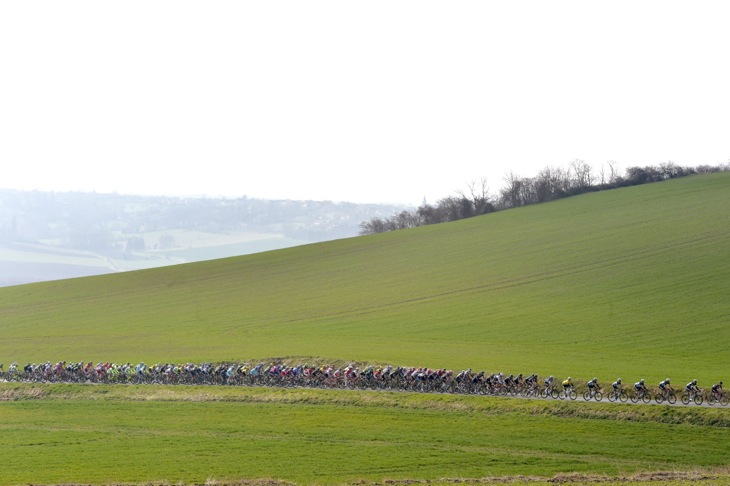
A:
[359,160,729,235]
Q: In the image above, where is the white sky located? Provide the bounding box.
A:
[1,1,729,206]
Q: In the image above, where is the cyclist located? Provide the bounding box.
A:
[135,362,147,380]
[610,378,623,399]
[685,379,700,399]
[562,377,574,392]
[711,381,724,399]
[586,377,600,397]
[634,379,647,397]
[658,378,674,399]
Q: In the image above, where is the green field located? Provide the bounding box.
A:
[2,173,729,382]
[0,384,728,485]
[1,173,729,484]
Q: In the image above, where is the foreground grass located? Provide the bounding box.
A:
[1,384,728,485]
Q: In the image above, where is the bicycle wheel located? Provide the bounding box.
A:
[642,392,651,404]
[550,388,559,399]
[720,395,729,406]
[630,394,639,403]
[608,391,617,402]
[583,390,591,401]
[568,389,577,400]
[667,393,677,405]
[708,394,717,406]
[594,391,602,402]
[655,393,665,404]
[619,390,628,402]
[681,393,690,405]
[693,394,703,405]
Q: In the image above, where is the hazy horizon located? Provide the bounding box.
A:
[2,1,729,206]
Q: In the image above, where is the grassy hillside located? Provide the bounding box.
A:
[1,173,729,383]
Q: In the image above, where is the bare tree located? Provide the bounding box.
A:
[457,178,495,215]
[570,159,594,190]
[500,172,524,208]
[607,160,620,185]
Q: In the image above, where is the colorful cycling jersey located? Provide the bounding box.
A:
[562,379,572,387]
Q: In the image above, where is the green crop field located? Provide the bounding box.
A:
[2,172,728,382]
[1,173,729,485]
[0,384,728,485]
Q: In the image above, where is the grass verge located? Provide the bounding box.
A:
[1,384,728,485]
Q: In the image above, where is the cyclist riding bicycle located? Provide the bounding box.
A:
[685,379,700,398]
[612,378,622,390]
[710,381,724,400]
[658,378,674,397]
[562,377,573,391]
[634,379,647,394]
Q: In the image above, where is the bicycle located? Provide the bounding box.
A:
[630,388,652,404]
[707,389,729,406]
[655,389,677,405]
[681,388,704,405]
[607,387,628,403]
[542,384,560,399]
[582,387,603,402]
[559,385,577,400]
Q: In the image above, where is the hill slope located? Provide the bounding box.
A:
[1,173,728,382]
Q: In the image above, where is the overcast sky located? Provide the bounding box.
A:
[1,1,728,205]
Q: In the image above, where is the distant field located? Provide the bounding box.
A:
[0,230,306,285]
[0,384,727,485]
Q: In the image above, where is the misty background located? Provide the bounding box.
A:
[0,190,406,287]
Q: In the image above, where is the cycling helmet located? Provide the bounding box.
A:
[593,377,598,382]
[666,378,670,383]
[640,379,645,384]
[617,378,622,384]
[693,379,698,385]
[567,377,572,381]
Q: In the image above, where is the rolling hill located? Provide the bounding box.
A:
[1,172,728,384]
